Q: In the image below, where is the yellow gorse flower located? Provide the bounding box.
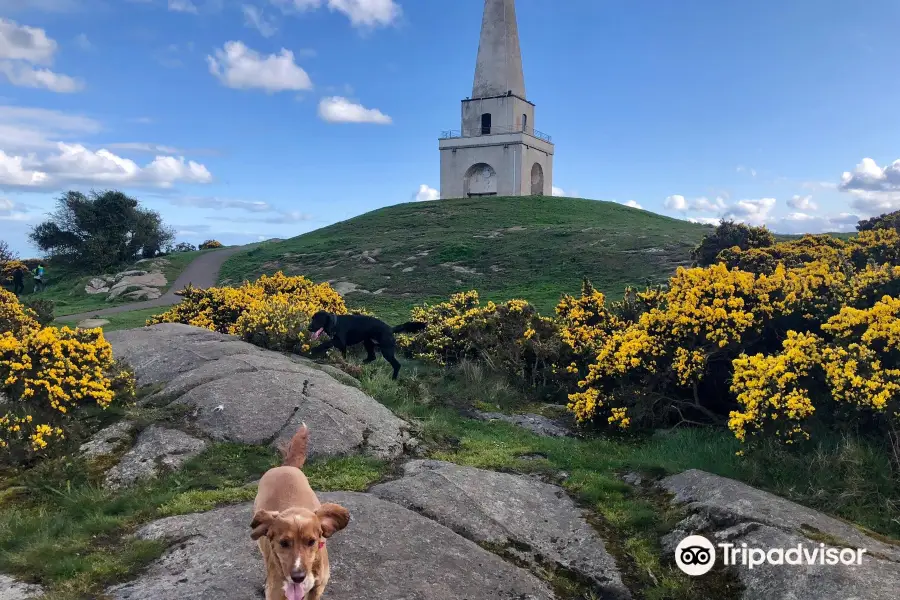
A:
[149,272,349,354]
[1,289,134,457]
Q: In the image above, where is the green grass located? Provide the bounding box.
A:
[15,250,212,318]
[219,196,710,322]
[0,436,388,600]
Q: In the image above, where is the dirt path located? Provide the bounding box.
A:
[56,246,247,322]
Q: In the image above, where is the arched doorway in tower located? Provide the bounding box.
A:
[530,163,544,195]
[465,163,497,197]
[480,113,492,135]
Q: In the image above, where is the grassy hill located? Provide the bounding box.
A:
[219,196,711,321]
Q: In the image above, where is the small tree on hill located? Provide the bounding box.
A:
[857,209,900,233]
[691,220,775,266]
[166,242,197,253]
[0,240,16,265]
[29,190,174,270]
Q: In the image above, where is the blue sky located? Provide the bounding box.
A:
[1,0,899,255]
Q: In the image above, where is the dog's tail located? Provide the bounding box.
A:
[392,321,427,334]
[282,422,309,469]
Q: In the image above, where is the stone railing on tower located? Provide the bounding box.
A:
[440,124,552,143]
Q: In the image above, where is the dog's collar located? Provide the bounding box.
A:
[319,540,325,549]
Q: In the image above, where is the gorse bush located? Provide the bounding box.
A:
[398,291,566,391]
[857,208,900,233]
[22,298,55,326]
[398,227,900,462]
[730,296,900,451]
[1,259,28,283]
[0,290,39,335]
[149,272,347,353]
[199,239,223,250]
[0,289,135,464]
[691,219,775,266]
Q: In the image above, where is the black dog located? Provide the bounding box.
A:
[307,311,426,380]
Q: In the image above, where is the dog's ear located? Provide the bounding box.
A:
[250,509,279,540]
[315,503,350,538]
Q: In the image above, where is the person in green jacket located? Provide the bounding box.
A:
[33,263,45,293]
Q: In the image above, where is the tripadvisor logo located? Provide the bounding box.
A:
[675,535,716,576]
[674,534,867,576]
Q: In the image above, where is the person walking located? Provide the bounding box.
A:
[12,266,25,295]
[33,263,45,293]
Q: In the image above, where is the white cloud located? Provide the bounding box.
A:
[272,0,321,10]
[0,61,83,92]
[551,186,565,197]
[271,0,401,27]
[671,193,777,226]
[172,194,313,223]
[737,165,758,177]
[723,197,777,225]
[0,105,100,152]
[0,18,55,63]
[318,96,391,124]
[107,142,220,157]
[690,196,726,212]
[0,18,82,92]
[413,184,439,202]
[838,157,900,214]
[0,150,48,186]
[0,197,34,221]
[171,196,272,212]
[326,0,400,27]
[828,213,862,228]
[840,157,900,193]
[664,194,687,211]
[242,4,277,37]
[208,41,313,92]
[768,212,861,235]
[622,199,643,209]
[0,143,212,189]
[687,217,721,225]
[107,142,182,154]
[787,194,817,211]
[168,0,199,13]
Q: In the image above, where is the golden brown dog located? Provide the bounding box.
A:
[251,424,350,600]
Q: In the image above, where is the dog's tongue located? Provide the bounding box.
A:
[311,328,324,341]
[283,582,305,600]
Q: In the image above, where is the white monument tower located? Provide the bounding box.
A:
[439,0,554,199]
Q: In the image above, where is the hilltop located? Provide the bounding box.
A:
[219,196,711,320]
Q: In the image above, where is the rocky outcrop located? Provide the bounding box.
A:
[105,493,560,600]
[371,460,631,599]
[79,420,135,459]
[76,318,111,328]
[659,469,900,600]
[84,260,170,302]
[105,324,413,460]
[472,410,573,437]
[0,575,42,600]
[104,426,208,490]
